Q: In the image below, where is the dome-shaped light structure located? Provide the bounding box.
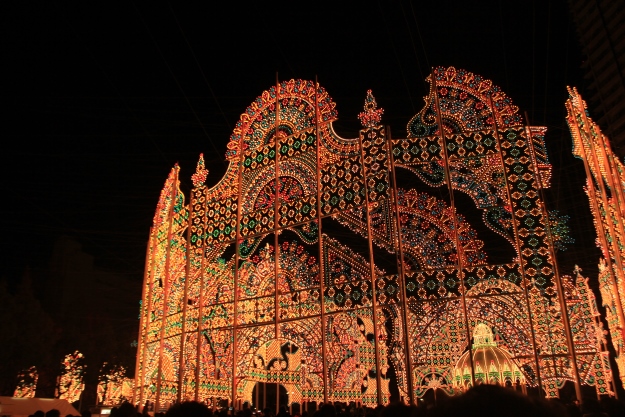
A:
[454,323,526,389]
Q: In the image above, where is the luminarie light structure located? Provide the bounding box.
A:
[98,363,135,405]
[567,87,625,386]
[135,68,615,410]
[13,366,38,398]
[58,351,85,403]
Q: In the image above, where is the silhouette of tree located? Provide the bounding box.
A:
[0,270,59,396]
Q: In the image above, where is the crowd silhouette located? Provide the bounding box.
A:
[27,385,625,417]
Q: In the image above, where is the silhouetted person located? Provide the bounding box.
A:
[316,404,336,417]
[45,410,60,417]
[581,397,609,417]
[380,403,415,417]
[241,406,252,417]
[430,384,567,417]
[114,402,137,417]
[276,406,291,417]
[165,401,212,417]
[599,396,625,417]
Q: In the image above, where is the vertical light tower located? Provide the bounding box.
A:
[567,87,625,386]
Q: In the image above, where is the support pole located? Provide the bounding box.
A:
[274,74,282,416]
[357,125,384,405]
[274,73,282,344]
[178,189,194,402]
[386,126,416,405]
[232,87,249,413]
[135,228,157,405]
[431,72,476,387]
[155,167,179,413]
[195,223,207,401]
[314,76,330,406]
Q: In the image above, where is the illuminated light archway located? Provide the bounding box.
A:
[136,68,615,410]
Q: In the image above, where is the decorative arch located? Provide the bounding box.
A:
[407,66,522,137]
[241,160,317,215]
[237,240,319,301]
[226,79,337,161]
[465,279,534,359]
[396,188,488,268]
[137,69,613,409]
[238,338,303,406]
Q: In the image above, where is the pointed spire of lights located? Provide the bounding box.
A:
[358,89,384,128]
[192,153,209,187]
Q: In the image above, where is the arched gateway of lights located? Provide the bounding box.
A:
[135,67,617,410]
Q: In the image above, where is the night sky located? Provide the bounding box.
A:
[2,0,600,378]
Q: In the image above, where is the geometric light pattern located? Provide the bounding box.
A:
[564,267,615,396]
[567,87,625,386]
[136,69,614,410]
[13,366,38,398]
[58,351,85,403]
[98,363,135,405]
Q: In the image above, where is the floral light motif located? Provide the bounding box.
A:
[548,210,574,252]
[397,189,488,268]
[358,90,384,128]
[407,67,522,137]
[191,153,209,187]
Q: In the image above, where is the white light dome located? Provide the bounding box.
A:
[454,324,526,388]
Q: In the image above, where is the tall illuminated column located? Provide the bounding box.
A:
[176,200,191,402]
[274,76,281,345]
[232,98,247,410]
[187,154,209,402]
[135,225,156,405]
[314,78,329,405]
[357,109,385,406]
[523,124,561,396]
[273,76,281,414]
[488,98,544,396]
[135,166,181,407]
[431,73,476,388]
[590,109,625,301]
[566,87,625,385]
[524,123,583,403]
[386,124,415,404]
[154,166,180,412]
[194,216,205,403]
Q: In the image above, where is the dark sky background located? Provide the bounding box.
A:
[2,0,599,353]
